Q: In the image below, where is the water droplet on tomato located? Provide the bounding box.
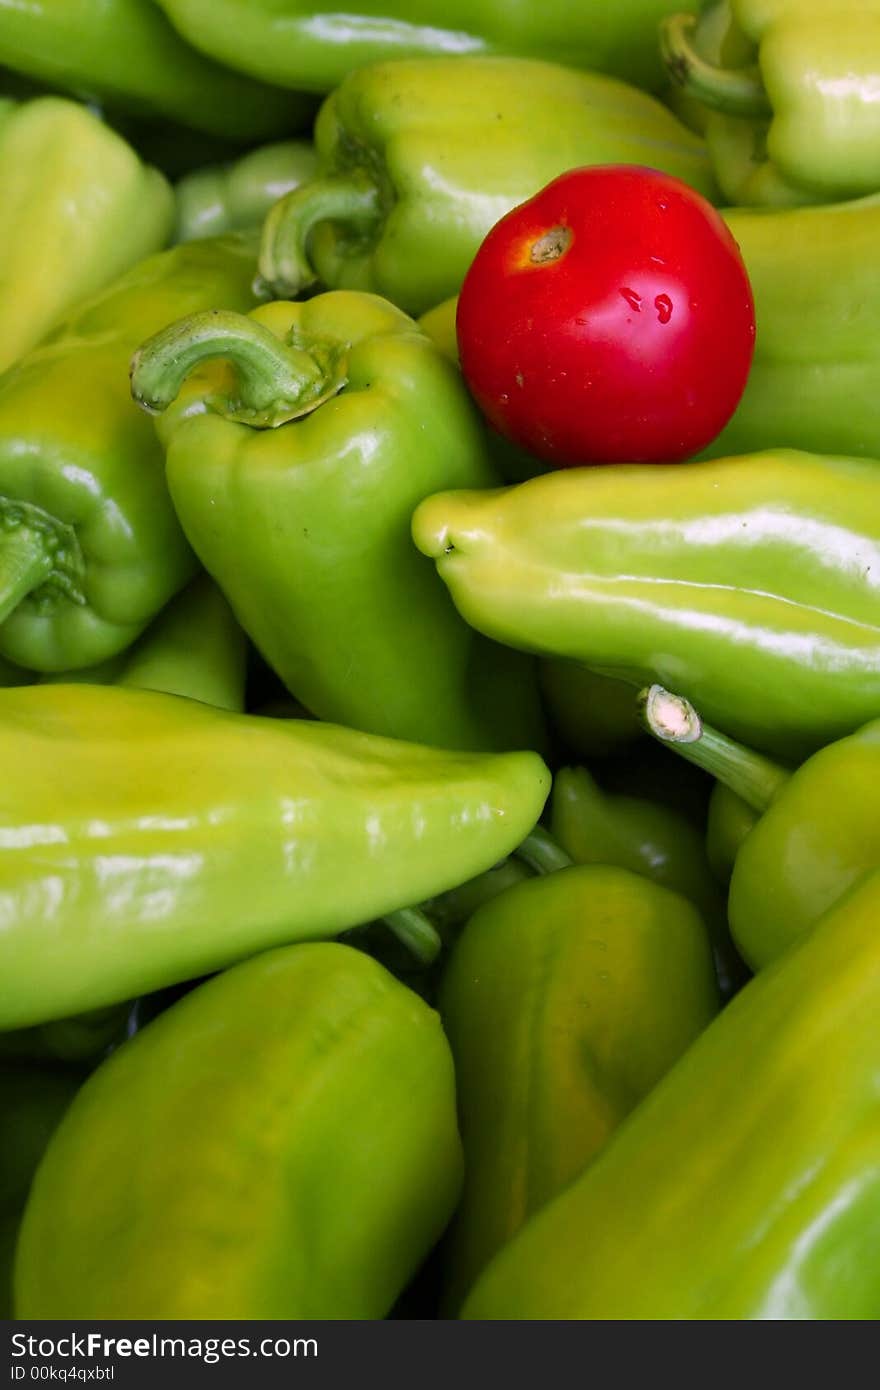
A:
[620,287,642,312]
[654,294,673,324]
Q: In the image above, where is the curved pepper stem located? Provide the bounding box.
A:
[638,684,790,814]
[660,12,771,119]
[381,907,443,967]
[513,826,574,876]
[258,170,382,299]
[130,309,349,429]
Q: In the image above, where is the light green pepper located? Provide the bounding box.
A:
[15,943,463,1318]
[0,96,173,373]
[0,682,549,1029]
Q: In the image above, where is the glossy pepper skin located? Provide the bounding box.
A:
[440,865,718,1312]
[413,450,880,761]
[463,868,880,1320]
[0,235,259,674]
[0,96,174,374]
[175,140,318,243]
[641,684,880,971]
[257,56,717,317]
[15,943,463,1319]
[155,0,698,95]
[130,295,546,754]
[0,580,248,1068]
[0,683,550,1029]
[1,1063,81,1317]
[700,195,880,462]
[662,1,880,205]
[0,0,311,141]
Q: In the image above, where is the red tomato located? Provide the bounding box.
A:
[455,165,756,466]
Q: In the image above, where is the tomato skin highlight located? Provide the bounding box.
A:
[455,165,756,466]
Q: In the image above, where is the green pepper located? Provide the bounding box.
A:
[37,572,248,711]
[598,739,714,830]
[0,682,549,1030]
[0,653,31,687]
[0,0,312,141]
[550,766,717,912]
[0,96,174,374]
[130,296,547,754]
[0,235,261,674]
[0,1008,130,1068]
[416,296,552,488]
[440,865,718,1312]
[549,764,740,974]
[706,781,759,884]
[463,866,880,1319]
[153,0,699,96]
[257,56,717,316]
[15,942,462,1319]
[2,591,248,1065]
[640,683,880,972]
[662,1,880,205]
[1,1063,82,1317]
[116,572,248,713]
[538,660,643,760]
[699,194,880,462]
[413,449,880,761]
[175,140,318,243]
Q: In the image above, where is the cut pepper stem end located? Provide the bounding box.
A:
[514,825,574,876]
[130,309,347,429]
[639,684,702,744]
[638,683,789,814]
[258,169,382,299]
[381,907,443,968]
[659,12,771,119]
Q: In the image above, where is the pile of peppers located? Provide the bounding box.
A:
[2,0,880,1325]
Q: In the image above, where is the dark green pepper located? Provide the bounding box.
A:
[641,683,880,971]
[0,96,173,373]
[0,682,549,1029]
[413,450,880,760]
[0,236,259,673]
[258,56,717,316]
[548,764,744,994]
[550,765,720,920]
[463,867,880,1319]
[116,572,248,713]
[0,0,312,140]
[175,140,318,243]
[15,943,463,1318]
[0,1008,129,1068]
[1,1063,82,1317]
[440,865,718,1311]
[538,660,643,761]
[706,781,759,885]
[130,296,546,753]
[153,0,699,95]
